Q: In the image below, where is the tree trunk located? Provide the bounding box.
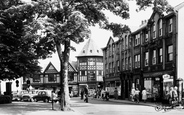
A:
[55,41,64,110]
[62,39,71,111]
[55,39,71,111]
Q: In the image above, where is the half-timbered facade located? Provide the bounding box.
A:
[76,39,103,92]
[23,61,78,96]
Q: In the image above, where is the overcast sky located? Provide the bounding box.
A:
[22,0,184,71]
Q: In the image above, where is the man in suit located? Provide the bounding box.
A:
[84,85,89,103]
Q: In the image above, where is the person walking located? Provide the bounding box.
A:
[80,88,84,100]
[135,88,140,103]
[142,87,147,103]
[84,85,89,103]
[114,88,118,100]
[173,86,178,101]
[131,87,136,102]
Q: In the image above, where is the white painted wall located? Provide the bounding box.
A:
[177,7,184,81]
[0,77,23,95]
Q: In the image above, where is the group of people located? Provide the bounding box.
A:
[80,85,89,103]
[131,87,147,103]
[131,86,179,104]
[168,86,178,104]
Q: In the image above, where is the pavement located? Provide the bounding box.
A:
[0,97,158,115]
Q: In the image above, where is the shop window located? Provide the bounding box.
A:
[144,78,160,100]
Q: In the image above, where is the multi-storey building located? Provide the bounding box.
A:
[102,32,131,98]
[131,2,184,102]
[76,38,103,93]
[103,2,184,101]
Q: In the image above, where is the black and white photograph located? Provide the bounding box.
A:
[0,0,184,115]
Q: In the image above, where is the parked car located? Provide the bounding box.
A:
[21,90,39,102]
[33,90,58,102]
[12,90,27,101]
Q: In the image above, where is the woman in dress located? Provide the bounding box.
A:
[142,87,147,103]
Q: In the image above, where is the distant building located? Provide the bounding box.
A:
[102,32,131,98]
[0,78,23,95]
[23,61,78,96]
[76,38,103,92]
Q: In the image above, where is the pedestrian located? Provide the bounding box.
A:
[142,87,147,103]
[135,88,140,103]
[173,86,178,101]
[84,85,89,103]
[81,88,84,100]
[131,87,136,102]
[114,88,118,100]
[101,89,105,99]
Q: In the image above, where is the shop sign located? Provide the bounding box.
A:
[162,74,170,79]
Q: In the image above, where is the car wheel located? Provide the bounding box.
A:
[34,98,38,102]
[44,98,49,103]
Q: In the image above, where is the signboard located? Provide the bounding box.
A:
[162,74,170,79]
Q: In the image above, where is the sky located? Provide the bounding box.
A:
[22,0,184,71]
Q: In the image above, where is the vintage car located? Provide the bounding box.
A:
[21,90,39,102]
[33,90,59,102]
[12,90,27,101]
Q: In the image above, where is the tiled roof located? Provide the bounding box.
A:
[77,39,103,57]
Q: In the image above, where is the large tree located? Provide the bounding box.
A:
[0,0,55,80]
[1,0,172,111]
[23,0,131,111]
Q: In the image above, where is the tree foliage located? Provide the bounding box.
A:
[0,0,55,80]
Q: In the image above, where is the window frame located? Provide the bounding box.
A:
[159,19,162,36]
[153,22,156,39]
[167,45,173,61]
[145,52,149,66]
[169,18,173,33]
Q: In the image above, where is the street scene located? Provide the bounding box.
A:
[1,0,184,115]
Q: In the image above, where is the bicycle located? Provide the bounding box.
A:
[155,100,183,112]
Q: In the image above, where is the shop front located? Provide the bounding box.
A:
[143,71,174,102]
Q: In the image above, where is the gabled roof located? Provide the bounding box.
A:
[43,62,59,73]
[68,61,77,72]
[43,61,78,74]
[77,38,103,57]
[102,36,119,48]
